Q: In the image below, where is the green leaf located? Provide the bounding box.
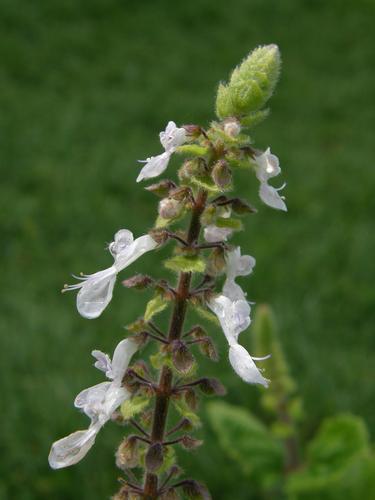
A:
[206,401,283,481]
[192,304,220,325]
[176,144,209,157]
[144,293,168,321]
[307,414,369,470]
[286,414,375,500]
[165,255,206,274]
[120,395,150,420]
[190,175,222,194]
[155,215,171,228]
[173,398,201,428]
[215,216,243,230]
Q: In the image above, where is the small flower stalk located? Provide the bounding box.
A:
[49,44,287,498]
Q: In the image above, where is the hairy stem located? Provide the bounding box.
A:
[143,189,207,499]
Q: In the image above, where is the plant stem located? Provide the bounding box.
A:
[143,189,207,499]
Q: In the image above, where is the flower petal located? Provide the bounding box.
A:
[229,344,269,387]
[92,350,113,377]
[208,295,251,345]
[76,267,117,319]
[114,234,158,272]
[111,338,138,382]
[159,121,186,151]
[259,182,287,211]
[48,424,100,469]
[222,279,247,302]
[74,381,112,417]
[254,147,281,182]
[109,229,134,257]
[225,247,256,279]
[136,152,171,182]
[204,225,233,243]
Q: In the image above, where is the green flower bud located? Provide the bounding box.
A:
[215,44,281,121]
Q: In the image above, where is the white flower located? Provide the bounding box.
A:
[254,148,287,211]
[204,225,233,243]
[137,121,186,182]
[223,247,256,301]
[63,229,158,319]
[48,338,138,469]
[208,294,269,387]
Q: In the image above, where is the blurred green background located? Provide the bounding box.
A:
[1,0,374,498]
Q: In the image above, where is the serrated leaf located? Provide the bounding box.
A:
[206,401,283,480]
[176,144,209,157]
[144,294,168,321]
[286,414,375,500]
[165,255,206,274]
[120,395,150,420]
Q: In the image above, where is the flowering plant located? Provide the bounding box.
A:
[49,44,286,499]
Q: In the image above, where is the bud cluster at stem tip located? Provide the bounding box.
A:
[216,44,281,127]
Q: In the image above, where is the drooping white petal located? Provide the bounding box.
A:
[76,267,117,319]
[92,350,113,377]
[159,121,186,151]
[48,423,101,469]
[259,182,287,212]
[137,151,172,182]
[114,234,158,272]
[110,338,138,384]
[228,344,269,387]
[204,225,233,243]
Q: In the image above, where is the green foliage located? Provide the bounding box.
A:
[1,1,374,499]
[215,45,281,122]
[253,305,298,416]
[176,144,210,157]
[144,293,169,321]
[215,216,243,230]
[206,401,283,482]
[173,398,202,428]
[165,255,206,273]
[120,395,150,420]
[286,415,375,500]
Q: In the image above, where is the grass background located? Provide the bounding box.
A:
[1,0,374,498]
